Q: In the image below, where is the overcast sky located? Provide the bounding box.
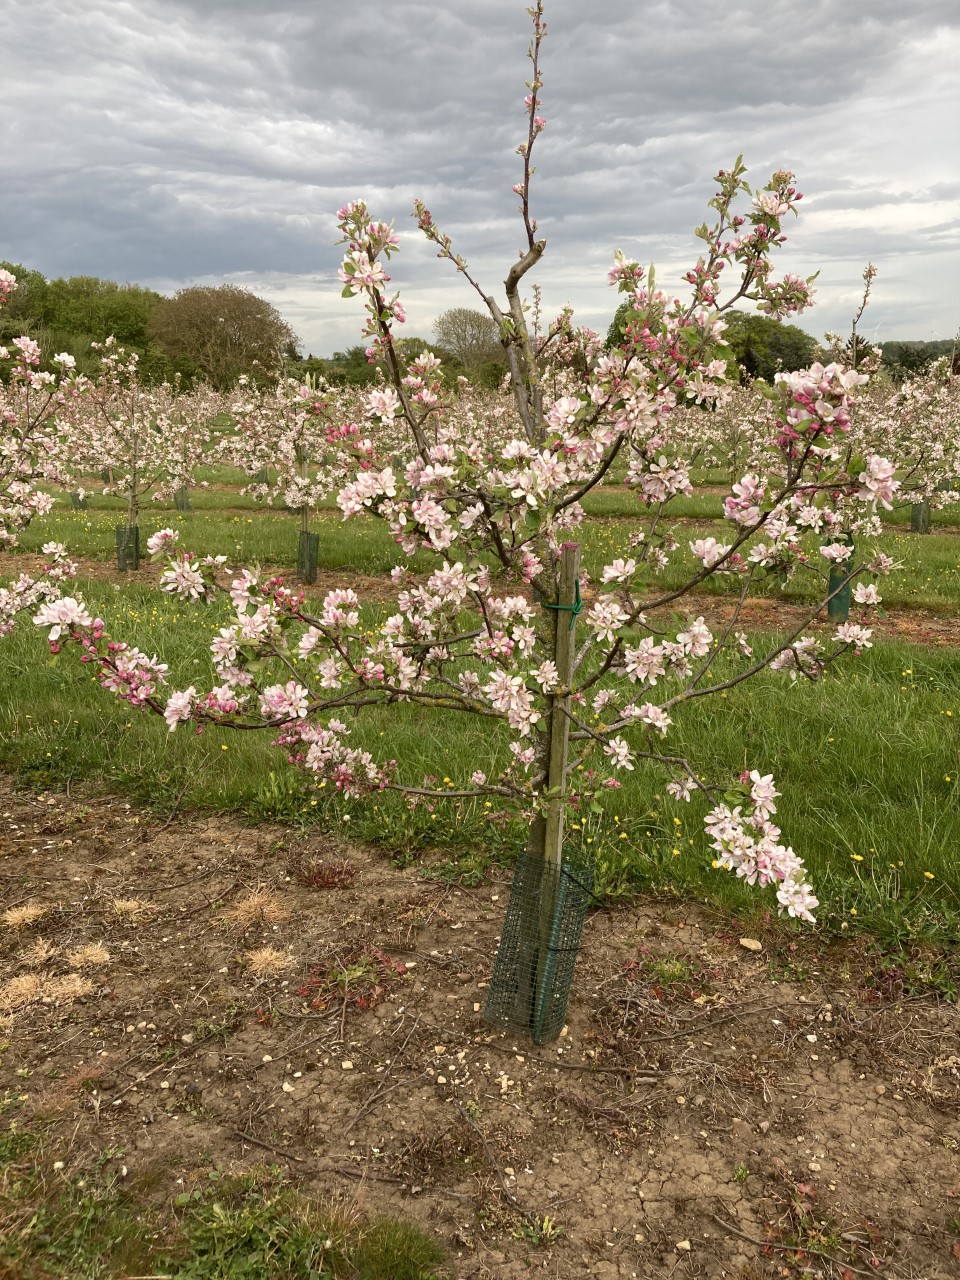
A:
[5,0,959,356]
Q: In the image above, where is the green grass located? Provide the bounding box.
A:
[2,576,960,938]
[5,476,960,941]
[13,508,434,575]
[15,496,960,614]
[576,517,960,612]
[0,1117,450,1279]
[581,485,960,528]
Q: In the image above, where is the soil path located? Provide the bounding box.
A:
[2,777,958,1278]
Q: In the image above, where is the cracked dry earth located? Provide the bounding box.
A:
[1,776,959,1279]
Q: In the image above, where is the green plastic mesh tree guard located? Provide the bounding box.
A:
[483,845,594,1044]
[297,530,320,584]
[826,532,854,622]
[115,525,140,572]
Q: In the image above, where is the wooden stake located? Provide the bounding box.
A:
[533,541,581,1035]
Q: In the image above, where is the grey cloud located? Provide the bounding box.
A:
[3,0,958,352]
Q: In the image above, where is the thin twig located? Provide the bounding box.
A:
[176,879,240,918]
[343,1012,423,1135]
[485,1043,660,1079]
[136,861,229,893]
[338,958,349,1045]
[455,1102,537,1226]
[331,1164,474,1201]
[152,780,191,836]
[623,1001,786,1042]
[231,1129,305,1163]
[531,1058,659,1082]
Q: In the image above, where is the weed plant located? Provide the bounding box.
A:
[0,1113,450,1279]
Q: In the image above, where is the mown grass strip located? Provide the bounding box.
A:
[13,500,960,612]
[2,577,959,938]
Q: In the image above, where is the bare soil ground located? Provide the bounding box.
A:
[2,776,959,1278]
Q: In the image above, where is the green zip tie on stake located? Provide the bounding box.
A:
[539,578,582,630]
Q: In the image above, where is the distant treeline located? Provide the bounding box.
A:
[2,263,954,388]
[878,338,958,378]
[0,263,479,390]
[607,302,957,383]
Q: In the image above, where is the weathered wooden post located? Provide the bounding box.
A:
[910,501,931,534]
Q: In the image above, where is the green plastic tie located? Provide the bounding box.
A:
[540,579,582,630]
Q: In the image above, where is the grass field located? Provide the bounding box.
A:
[14,494,960,611]
[0,1123,450,1280]
[4,472,960,945]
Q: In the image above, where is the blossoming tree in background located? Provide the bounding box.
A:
[857,356,960,532]
[819,266,960,533]
[0,269,82,632]
[221,374,350,584]
[32,4,906,1037]
[57,345,220,569]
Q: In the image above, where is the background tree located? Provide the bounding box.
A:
[607,301,816,383]
[0,264,167,380]
[0,263,49,340]
[147,285,299,389]
[432,306,506,376]
[880,338,956,380]
[721,310,817,380]
[42,276,162,347]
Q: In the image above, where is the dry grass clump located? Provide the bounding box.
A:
[2,902,50,929]
[0,973,42,1012]
[222,888,287,928]
[245,947,294,977]
[19,938,58,966]
[111,897,152,921]
[0,970,96,1014]
[39,1062,105,1113]
[65,942,111,969]
[45,974,95,1004]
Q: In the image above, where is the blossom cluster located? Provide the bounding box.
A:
[705,772,819,922]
